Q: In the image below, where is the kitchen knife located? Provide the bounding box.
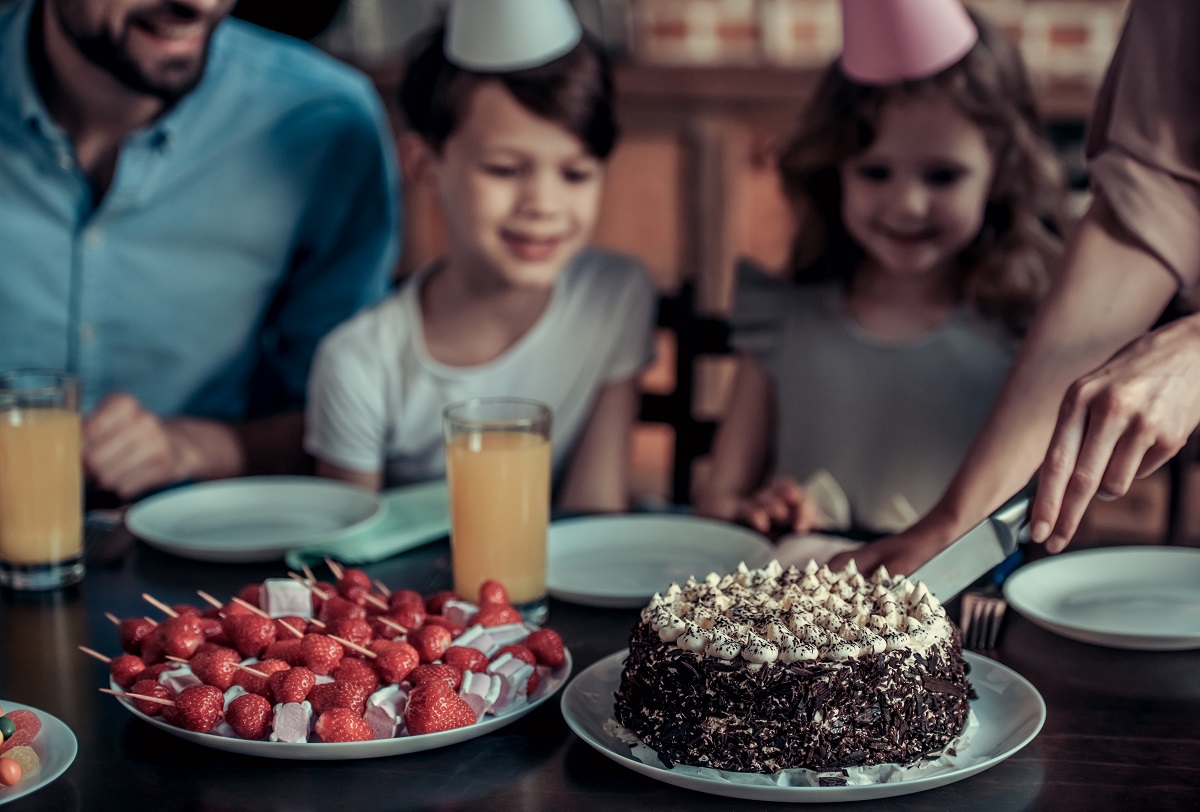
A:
[908,482,1035,601]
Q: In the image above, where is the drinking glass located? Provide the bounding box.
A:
[0,369,84,590]
[443,397,552,625]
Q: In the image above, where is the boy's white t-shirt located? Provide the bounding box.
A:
[304,248,658,487]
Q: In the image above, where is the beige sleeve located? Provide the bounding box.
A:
[1085,0,1200,289]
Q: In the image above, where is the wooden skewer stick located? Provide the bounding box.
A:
[78,645,112,663]
[326,633,376,659]
[288,571,332,600]
[374,616,408,636]
[141,593,179,618]
[105,612,121,626]
[231,596,272,619]
[99,688,174,707]
[276,619,306,639]
[166,656,191,665]
[324,557,344,579]
[360,591,389,611]
[301,563,318,584]
[373,579,392,598]
[233,662,270,679]
[196,590,224,609]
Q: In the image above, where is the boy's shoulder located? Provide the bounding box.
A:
[567,247,656,297]
[319,291,412,361]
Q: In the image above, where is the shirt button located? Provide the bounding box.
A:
[79,324,97,343]
[83,228,103,247]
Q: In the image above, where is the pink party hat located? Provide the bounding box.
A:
[840,0,978,84]
[446,0,583,72]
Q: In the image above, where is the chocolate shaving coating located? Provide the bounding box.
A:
[614,622,972,774]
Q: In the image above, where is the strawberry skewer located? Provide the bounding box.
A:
[78,645,146,687]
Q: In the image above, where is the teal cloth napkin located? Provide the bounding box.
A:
[284,480,451,570]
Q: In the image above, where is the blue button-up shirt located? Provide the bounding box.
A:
[0,0,400,420]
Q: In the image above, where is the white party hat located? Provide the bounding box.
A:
[446,0,583,72]
[840,0,978,84]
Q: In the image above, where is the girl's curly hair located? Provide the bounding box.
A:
[777,10,1066,335]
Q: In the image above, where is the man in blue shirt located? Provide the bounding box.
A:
[0,0,400,500]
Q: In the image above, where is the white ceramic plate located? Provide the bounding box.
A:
[0,700,78,806]
[110,651,570,760]
[562,650,1044,802]
[547,515,775,608]
[125,477,385,563]
[1004,546,1200,650]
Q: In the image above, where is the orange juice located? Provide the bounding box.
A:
[0,407,83,565]
[446,429,550,605]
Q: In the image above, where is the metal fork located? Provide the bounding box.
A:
[961,585,1007,650]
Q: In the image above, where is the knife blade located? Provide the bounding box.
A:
[908,482,1035,601]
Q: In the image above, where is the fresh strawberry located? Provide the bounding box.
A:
[493,644,536,668]
[424,590,457,615]
[299,634,344,676]
[336,568,372,596]
[164,684,224,733]
[109,653,146,688]
[116,618,156,655]
[308,681,370,716]
[273,616,308,641]
[474,604,522,627]
[331,658,380,692]
[221,599,256,617]
[389,589,425,613]
[0,710,41,755]
[226,693,272,740]
[407,663,462,691]
[311,582,336,612]
[373,642,419,685]
[318,595,366,624]
[198,616,228,645]
[315,707,374,742]
[224,614,276,659]
[232,658,289,697]
[236,583,261,607]
[189,647,241,691]
[127,679,172,717]
[409,625,452,664]
[142,661,175,682]
[388,604,425,632]
[404,683,476,735]
[269,666,317,704]
[370,614,409,640]
[327,616,373,648]
[478,580,509,606]
[367,638,405,656]
[441,646,489,674]
[139,634,166,665]
[421,615,465,637]
[171,604,202,618]
[156,615,205,659]
[522,629,565,668]
[262,637,304,666]
[526,668,540,696]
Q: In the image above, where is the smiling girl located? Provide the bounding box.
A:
[695,6,1066,537]
[304,22,656,511]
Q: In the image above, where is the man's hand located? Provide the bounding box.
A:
[83,393,246,500]
[1033,313,1200,552]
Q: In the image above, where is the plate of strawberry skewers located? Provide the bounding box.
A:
[88,566,571,760]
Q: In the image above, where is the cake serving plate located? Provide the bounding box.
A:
[561,650,1045,802]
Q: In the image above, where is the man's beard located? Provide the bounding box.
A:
[54,1,217,103]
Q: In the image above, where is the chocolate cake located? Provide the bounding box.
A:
[613,560,972,776]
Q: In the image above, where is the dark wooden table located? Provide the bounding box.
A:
[2,530,1198,811]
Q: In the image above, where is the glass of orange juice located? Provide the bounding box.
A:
[443,397,552,625]
[0,370,84,590]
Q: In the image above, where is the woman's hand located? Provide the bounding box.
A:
[1033,312,1200,551]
